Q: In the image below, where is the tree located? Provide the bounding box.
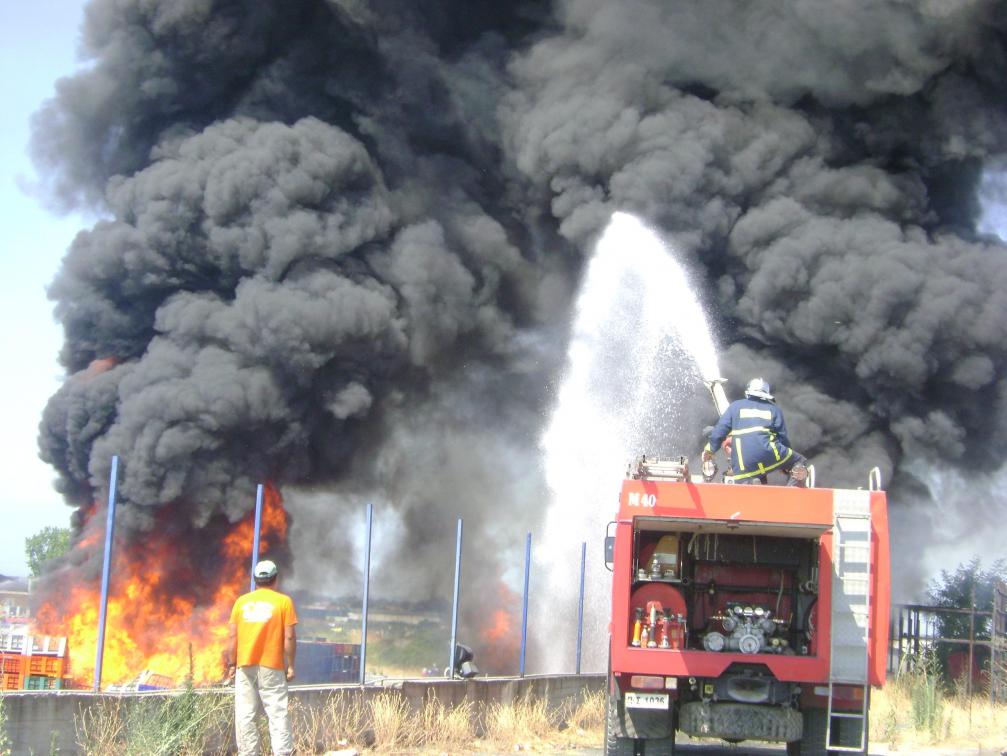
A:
[24,526,71,577]
[926,556,1007,687]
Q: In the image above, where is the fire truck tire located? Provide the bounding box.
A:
[643,734,676,755]
[678,701,801,743]
[790,707,826,755]
[604,693,637,756]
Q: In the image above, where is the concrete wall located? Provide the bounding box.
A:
[2,673,605,755]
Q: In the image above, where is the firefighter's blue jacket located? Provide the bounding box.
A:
[707,397,795,482]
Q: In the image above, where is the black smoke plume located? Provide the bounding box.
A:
[33,0,1007,641]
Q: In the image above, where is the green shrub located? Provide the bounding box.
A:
[76,686,231,756]
[901,652,946,739]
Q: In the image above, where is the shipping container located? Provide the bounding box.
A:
[296,640,361,684]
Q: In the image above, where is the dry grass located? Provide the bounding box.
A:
[871,667,1007,752]
[0,696,16,756]
[75,690,233,756]
[369,692,414,750]
[68,684,609,754]
[565,687,606,732]
[418,694,476,752]
[76,697,128,755]
[480,694,560,752]
[292,691,368,754]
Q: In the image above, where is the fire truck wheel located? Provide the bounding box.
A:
[643,734,676,755]
[604,693,636,756]
[794,707,827,756]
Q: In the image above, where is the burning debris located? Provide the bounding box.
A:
[34,485,288,685]
[28,0,1007,680]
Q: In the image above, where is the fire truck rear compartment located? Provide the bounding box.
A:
[630,525,819,658]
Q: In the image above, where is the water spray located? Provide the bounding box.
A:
[533,211,723,673]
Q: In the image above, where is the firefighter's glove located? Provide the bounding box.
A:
[790,463,809,487]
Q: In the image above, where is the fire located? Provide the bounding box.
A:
[80,356,119,378]
[476,582,521,673]
[484,607,512,641]
[34,484,288,687]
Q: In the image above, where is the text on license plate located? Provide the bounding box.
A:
[625,692,669,710]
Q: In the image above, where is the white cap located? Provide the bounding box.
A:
[253,559,278,579]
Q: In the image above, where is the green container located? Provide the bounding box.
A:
[25,675,62,690]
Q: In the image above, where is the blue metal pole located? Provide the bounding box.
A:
[93,455,119,692]
[519,532,531,677]
[250,484,264,592]
[448,518,463,678]
[576,541,586,674]
[359,503,373,685]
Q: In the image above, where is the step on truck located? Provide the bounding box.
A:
[603,385,890,755]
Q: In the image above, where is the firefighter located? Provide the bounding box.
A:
[702,378,808,486]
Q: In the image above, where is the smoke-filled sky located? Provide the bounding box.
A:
[11,0,1007,602]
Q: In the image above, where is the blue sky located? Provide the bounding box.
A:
[0,1,89,575]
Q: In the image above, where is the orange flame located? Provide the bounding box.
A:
[34,484,288,687]
[80,357,119,379]
[476,582,521,673]
[484,608,512,642]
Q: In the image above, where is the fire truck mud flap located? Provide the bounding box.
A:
[678,701,801,743]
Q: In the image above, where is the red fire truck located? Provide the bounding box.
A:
[604,398,889,754]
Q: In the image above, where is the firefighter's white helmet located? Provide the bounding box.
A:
[744,378,774,401]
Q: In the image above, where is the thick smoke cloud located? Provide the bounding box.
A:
[33,0,1007,624]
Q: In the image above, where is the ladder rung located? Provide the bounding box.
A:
[830,711,865,719]
[828,746,866,753]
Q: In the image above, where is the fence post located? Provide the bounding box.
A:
[94,455,119,692]
[249,484,264,592]
[359,503,373,685]
[576,541,586,674]
[519,532,531,677]
[448,518,463,678]
[968,583,976,700]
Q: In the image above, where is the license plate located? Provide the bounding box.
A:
[625,692,669,710]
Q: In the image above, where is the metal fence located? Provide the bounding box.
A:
[992,580,1007,702]
[889,600,997,700]
[89,459,592,690]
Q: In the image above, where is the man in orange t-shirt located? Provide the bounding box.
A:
[226,559,298,756]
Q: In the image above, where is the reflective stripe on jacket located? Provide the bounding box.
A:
[706,397,794,479]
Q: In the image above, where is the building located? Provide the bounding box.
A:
[0,575,30,627]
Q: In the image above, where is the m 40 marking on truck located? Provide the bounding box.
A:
[627,492,657,507]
